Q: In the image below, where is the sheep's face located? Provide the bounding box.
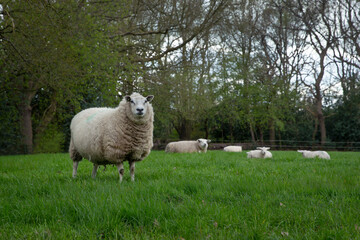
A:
[197,139,211,149]
[297,150,308,157]
[257,147,270,155]
[125,95,154,118]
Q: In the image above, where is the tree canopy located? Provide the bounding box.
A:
[0,0,359,154]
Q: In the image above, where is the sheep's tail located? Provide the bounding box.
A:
[69,139,82,161]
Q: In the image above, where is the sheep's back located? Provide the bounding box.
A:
[247,150,262,158]
[224,146,242,152]
[314,151,330,159]
[70,107,113,160]
[166,141,199,153]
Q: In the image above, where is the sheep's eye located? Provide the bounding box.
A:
[144,100,147,104]
[130,100,135,104]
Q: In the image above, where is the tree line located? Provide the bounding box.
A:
[0,0,359,154]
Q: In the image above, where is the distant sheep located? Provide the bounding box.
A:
[223,146,242,152]
[165,139,211,153]
[297,150,330,160]
[247,147,272,158]
[69,93,154,182]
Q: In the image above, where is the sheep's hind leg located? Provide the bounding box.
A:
[69,139,82,178]
[116,162,124,183]
[129,161,135,181]
[92,164,99,179]
[72,161,79,178]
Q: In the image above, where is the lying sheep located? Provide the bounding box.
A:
[247,147,272,158]
[69,93,154,182]
[165,139,211,153]
[297,150,330,160]
[224,146,242,152]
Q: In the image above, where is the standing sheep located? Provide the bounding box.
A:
[69,93,154,182]
[223,146,242,152]
[247,147,272,158]
[297,150,330,160]
[165,139,211,153]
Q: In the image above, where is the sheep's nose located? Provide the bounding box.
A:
[136,108,144,114]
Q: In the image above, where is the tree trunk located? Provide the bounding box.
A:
[259,127,264,145]
[19,101,33,154]
[315,79,326,145]
[319,115,326,146]
[312,118,318,142]
[175,118,192,140]
[269,118,275,145]
[16,77,37,154]
[204,118,209,139]
[249,123,256,143]
[317,101,327,146]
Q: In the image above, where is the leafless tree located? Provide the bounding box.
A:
[285,0,339,145]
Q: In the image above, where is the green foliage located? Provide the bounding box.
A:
[281,109,314,141]
[1,0,127,153]
[327,96,360,142]
[34,124,65,154]
[0,91,22,155]
[0,151,360,239]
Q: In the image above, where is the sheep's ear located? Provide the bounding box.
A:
[146,95,154,102]
[256,147,262,150]
[207,139,211,143]
[125,96,131,102]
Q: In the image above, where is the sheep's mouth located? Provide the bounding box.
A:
[136,112,144,116]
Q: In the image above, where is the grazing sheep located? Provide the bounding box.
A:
[165,139,211,153]
[297,150,330,160]
[69,93,154,182]
[223,146,242,152]
[247,147,272,158]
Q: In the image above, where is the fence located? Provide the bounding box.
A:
[153,139,360,151]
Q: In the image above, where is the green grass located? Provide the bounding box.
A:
[1,151,360,239]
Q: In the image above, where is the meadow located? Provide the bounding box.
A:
[0,150,359,239]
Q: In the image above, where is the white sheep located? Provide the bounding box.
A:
[69,93,154,182]
[297,150,330,160]
[165,139,211,153]
[223,146,242,152]
[247,147,272,158]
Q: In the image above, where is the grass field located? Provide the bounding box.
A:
[0,151,360,239]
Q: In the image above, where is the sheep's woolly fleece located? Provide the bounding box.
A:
[69,93,154,181]
[165,139,211,153]
[247,147,272,158]
[223,146,242,152]
[297,150,330,160]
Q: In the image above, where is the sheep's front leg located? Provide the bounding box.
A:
[92,164,99,179]
[129,161,135,181]
[116,162,124,183]
[72,161,79,178]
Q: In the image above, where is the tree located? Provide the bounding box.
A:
[0,1,118,153]
[256,0,306,143]
[285,0,339,145]
[216,0,260,142]
[139,0,228,140]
